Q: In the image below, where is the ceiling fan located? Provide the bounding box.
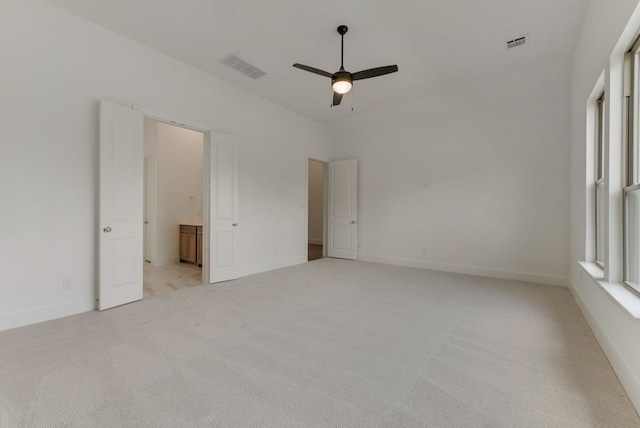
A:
[293,25,398,106]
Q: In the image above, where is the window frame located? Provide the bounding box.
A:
[623,37,640,294]
[595,93,605,269]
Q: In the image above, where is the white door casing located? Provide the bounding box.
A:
[99,101,144,310]
[327,159,358,260]
[143,156,153,263]
[209,132,239,283]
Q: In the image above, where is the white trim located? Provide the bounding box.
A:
[604,57,625,284]
[133,104,210,132]
[202,132,211,284]
[579,261,640,318]
[358,253,569,287]
[0,299,95,333]
[585,72,606,264]
[579,260,604,280]
[600,282,640,318]
[234,257,307,279]
[569,280,640,414]
[143,155,156,266]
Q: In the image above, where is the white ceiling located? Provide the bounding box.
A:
[46,0,589,126]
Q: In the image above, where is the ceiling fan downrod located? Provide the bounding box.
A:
[338,25,348,70]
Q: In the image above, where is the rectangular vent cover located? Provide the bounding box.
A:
[220,54,266,79]
[506,35,528,49]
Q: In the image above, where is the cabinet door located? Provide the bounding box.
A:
[196,234,202,265]
[180,226,199,264]
[180,232,191,262]
[187,233,197,263]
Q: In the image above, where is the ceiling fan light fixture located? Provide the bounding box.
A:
[293,25,398,105]
[332,75,352,94]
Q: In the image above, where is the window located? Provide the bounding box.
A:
[595,93,605,268]
[625,39,640,293]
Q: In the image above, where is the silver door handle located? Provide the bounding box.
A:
[351,220,357,224]
[232,222,238,227]
[144,221,149,224]
[103,226,112,233]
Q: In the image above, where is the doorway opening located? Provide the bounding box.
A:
[308,159,327,261]
[143,118,205,296]
[100,101,240,310]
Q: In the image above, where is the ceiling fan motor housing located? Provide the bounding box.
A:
[332,70,352,84]
[332,70,353,94]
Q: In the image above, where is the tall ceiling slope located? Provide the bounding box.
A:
[46,0,589,126]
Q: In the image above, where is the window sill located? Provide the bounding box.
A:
[579,261,604,280]
[579,261,640,319]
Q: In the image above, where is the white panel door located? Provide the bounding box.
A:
[209,132,239,283]
[99,101,144,310]
[328,159,357,260]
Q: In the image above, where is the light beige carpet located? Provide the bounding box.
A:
[0,259,638,427]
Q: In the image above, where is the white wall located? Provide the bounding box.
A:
[0,0,332,331]
[5,5,639,416]
[569,0,640,412]
[155,122,204,265]
[308,160,325,245]
[331,58,571,286]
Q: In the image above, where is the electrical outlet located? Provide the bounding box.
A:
[63,278,73,289]
[357,242,361,249]
[273,248,278,255]
[422,247,428,255]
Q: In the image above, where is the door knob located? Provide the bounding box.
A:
[144,221,149,224]
[232,222,238,227]
[350,220,357,224]
[103,226,112,233]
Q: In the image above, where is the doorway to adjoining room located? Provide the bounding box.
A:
[308,159,326,261]
[143,119,205,296]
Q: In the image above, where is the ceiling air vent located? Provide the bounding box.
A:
[220,54,266,79]
[506,35,528,49]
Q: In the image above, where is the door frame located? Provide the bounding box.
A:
[306,156,329,259]
[134,104,213,284]
[143,155,155,265]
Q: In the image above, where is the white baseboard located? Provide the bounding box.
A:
[308,239,323,246]
[235,257,308,279]
[357,254,569,287]
[569,281,640,414]
[0,298,95,333]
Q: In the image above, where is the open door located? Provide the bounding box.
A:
[99,101,144,310]
[327,159,358,260]
[209,132,239,283]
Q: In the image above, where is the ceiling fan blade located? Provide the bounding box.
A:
[352,65,398,81]
[332,92,343,106]
[293,63,333,78]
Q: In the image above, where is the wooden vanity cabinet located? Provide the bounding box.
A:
[196,226,202,266]
[179,225,202,266]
